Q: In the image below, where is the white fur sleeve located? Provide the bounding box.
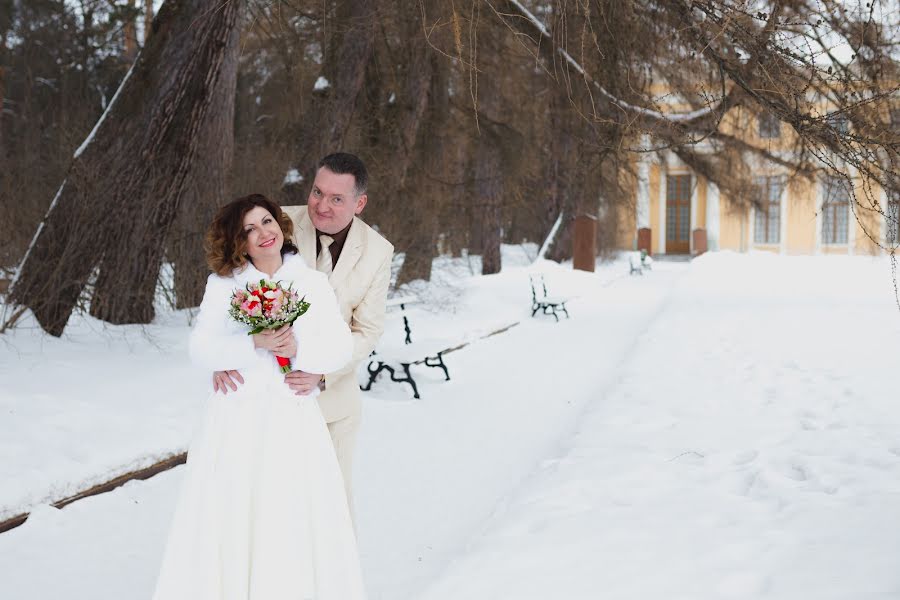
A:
[189,274,260,372]
[291,272,352,374]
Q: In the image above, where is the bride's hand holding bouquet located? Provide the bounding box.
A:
[252,325,296,361]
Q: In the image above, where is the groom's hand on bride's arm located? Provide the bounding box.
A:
[212,370,244,394]
[284,370,323,396]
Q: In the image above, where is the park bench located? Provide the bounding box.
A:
[361,295,458,399]
[628,250,653,275]
[529,273,570,322]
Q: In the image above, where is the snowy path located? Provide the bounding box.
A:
[3,252,897,600]
[0,258,683,600]
[419,253,900,600]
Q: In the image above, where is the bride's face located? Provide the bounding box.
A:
[242,206,284,263]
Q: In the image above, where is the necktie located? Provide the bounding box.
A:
[317,234,334,276]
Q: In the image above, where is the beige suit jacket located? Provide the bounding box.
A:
[282,205,394,423]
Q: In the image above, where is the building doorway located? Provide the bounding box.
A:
[666,175,691,254]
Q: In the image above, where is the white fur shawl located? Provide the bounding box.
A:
[188,252,352,376]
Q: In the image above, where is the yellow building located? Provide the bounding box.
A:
[621,108,900,256]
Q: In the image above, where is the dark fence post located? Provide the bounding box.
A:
[637,227,652,255]
[573,214,597,272]
[692,228,708,256]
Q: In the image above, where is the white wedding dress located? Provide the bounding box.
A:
[151,252,366,600]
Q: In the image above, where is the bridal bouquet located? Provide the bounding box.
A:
[229,279,311,373]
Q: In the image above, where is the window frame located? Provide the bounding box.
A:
[887,191,900,245]
[753,176,784,245]
[758,112,781,139]
[826,112,850,136]
[889,108,900,131]
[821,176,850,245]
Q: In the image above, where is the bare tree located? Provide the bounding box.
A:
[4,0,897,316]
[8,0,243,335]
[392,0,451,285]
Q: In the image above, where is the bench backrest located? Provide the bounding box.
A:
[529,274,549,301]
[386,295,419,345]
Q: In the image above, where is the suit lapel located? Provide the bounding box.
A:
[292,209,317,270]
[329,217,364,288]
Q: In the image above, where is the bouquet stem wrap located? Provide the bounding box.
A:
[275,355,292,374]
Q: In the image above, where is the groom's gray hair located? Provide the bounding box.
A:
[318,152,368,197]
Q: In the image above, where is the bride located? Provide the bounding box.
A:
[151,194,366,599]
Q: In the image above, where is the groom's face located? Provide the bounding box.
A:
[307,167,368,235]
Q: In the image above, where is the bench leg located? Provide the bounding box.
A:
[424,353,450,381]
[361,360,422,399]
[560,303,570,319]
[361,360,389,391]
[362,362,420,399]
[394,363,420,399]
[543,304,559,322]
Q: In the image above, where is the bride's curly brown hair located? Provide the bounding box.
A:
[205,194,298,276]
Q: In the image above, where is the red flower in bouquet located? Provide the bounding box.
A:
[229,279,311,373]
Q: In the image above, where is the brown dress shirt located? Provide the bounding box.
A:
[315,219,353,269]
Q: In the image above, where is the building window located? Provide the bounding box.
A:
[826,112,850,135]
[822,176,850,245]
[758,112,781,138]
[888,191,900,245]
[753,176,783,244]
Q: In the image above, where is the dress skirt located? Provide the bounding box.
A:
[151,369,365,600]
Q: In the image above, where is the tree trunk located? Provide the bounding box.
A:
[325,1,375,151]
[465,3,528,275]
[394,0,448,286]
[395,42,449,286]
[169,18,240,309]
[10,0,244,335]
[395,0,442,187]
[477,166,503,275]
[545,111,578,263]
[542,0,587,264]
[470,116,505,275]
[471,119,504,276]
[0,64,5,162]
[123,0,138,61]
[284,0,376,192]
[144,0,154,42]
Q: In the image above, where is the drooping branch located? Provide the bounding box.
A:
[487,0,898,215]
[672,2,898,181]
[492,0,743,133]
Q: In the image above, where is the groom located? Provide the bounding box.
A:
[214,152,394,512]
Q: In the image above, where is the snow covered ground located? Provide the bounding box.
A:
[419,253,900,600]
[0,308,203,521]
[2,250,899,599]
